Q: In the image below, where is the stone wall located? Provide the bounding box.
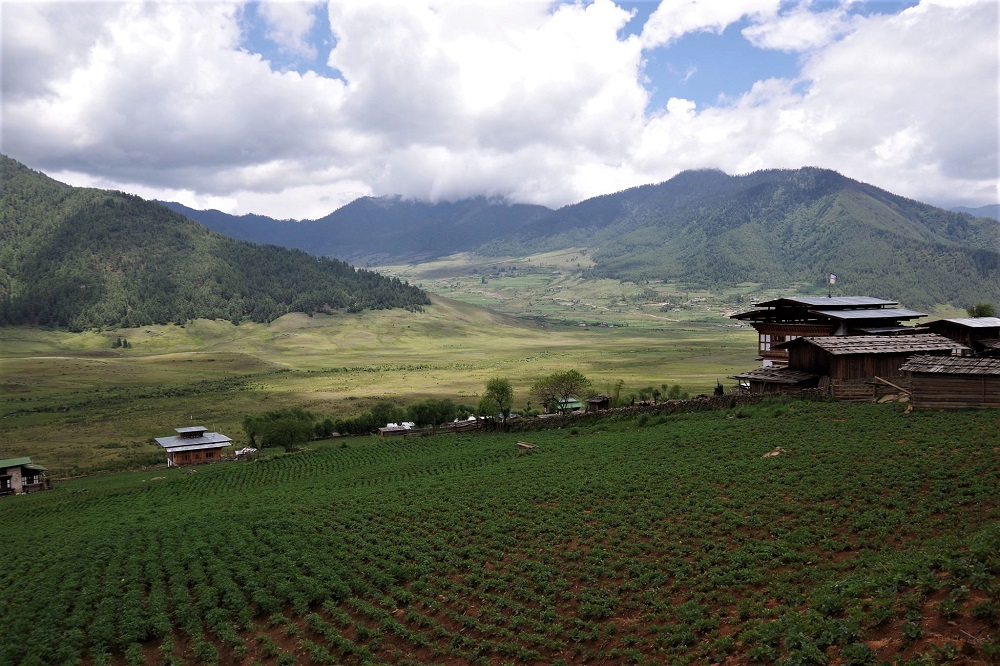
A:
[506,390,829,432]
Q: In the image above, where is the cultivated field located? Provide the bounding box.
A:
[1,400,997,665]
[0,295,757,474]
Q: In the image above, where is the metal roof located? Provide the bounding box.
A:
[936,317,1000,328]
[901,355,1000,376]
[730,368,818,384]
[155,432,232,452]
[175,426,209,434]
[0,456,45,471]
[754,296,898,308]
[781,334,967,355]
[856,326,921,334]
[810,308,925,321]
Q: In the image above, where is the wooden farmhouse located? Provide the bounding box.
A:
[901,355,1000,409]
[0,457,50,495]
[926,317,1000,356]
[733,334,968,399]
[730,296,925,367]
[155,426,232,467]
[781,334,966,399]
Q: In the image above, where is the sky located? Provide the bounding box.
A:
[1,0,997,220]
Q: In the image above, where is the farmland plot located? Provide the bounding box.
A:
[0,400,997,665]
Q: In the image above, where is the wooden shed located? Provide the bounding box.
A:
[585,395,612,412]
[778,334,967,382]
[155,426,232,466]
[0,457,50,495]
[730,367,819,394]
[900,355,1000,408]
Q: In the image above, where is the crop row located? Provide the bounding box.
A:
[0,400,997,664]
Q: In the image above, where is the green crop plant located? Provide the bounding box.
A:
[0,400,996,664]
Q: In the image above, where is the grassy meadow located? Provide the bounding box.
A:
[0,400,997,665]
[0,294,757,475]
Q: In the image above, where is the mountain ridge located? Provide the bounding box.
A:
[172,166,998,308]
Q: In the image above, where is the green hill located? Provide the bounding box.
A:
[166,167,1000,309]
[162,195,551,265]
[0,155,429,329]
[504,168,1000,308]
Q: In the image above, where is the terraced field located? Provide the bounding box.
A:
[1,400,997,665]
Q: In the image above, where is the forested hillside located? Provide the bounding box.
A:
[168,167,999,309]
[0,156,429,329]
[163,196,551,265]
[562,168,1000,308]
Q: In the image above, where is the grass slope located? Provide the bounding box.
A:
[0,400,997,665]
[0,296,757,474]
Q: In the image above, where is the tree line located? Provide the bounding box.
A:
[242,371,692,448]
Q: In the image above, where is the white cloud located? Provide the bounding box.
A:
[258,1,323,58]
[742,2,856,52]
[640,0,781,49]
[1,0,996,218]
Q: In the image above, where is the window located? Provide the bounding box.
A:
[205,451,215,459]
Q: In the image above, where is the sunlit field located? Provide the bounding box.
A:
[0,295,757,474]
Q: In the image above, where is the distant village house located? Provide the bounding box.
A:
[155,426,232,467]
[0,457,50,495]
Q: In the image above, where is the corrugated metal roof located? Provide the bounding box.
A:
[175,425,209,434]
[810,308,925,320]
[938,317,1000,328]
[0,456,34,469]
[755,296,898,308]
[155,432,232,451]
[901,354,1000,375]
[782,334,967,355]
[730,368,818,384]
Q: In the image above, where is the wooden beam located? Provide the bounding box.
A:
[873,376,911,394]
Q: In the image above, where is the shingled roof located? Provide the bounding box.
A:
[901,355,1000,376]
[777,334,967,355]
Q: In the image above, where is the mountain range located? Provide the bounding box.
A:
[167,167,1000,309]
[0,155,429,329]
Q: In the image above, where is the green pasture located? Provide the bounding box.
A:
[0,295,757,474]
[0,400,997,665]
[379,249,765,327]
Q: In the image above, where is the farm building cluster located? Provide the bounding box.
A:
[730,296,1000,408]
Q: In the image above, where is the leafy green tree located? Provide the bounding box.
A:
[370,401,407,427]
[967,302,996,317]
[243,408,315,448]
[407,399,457,429]
[532,370,592,414]
[482,377,514,424]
